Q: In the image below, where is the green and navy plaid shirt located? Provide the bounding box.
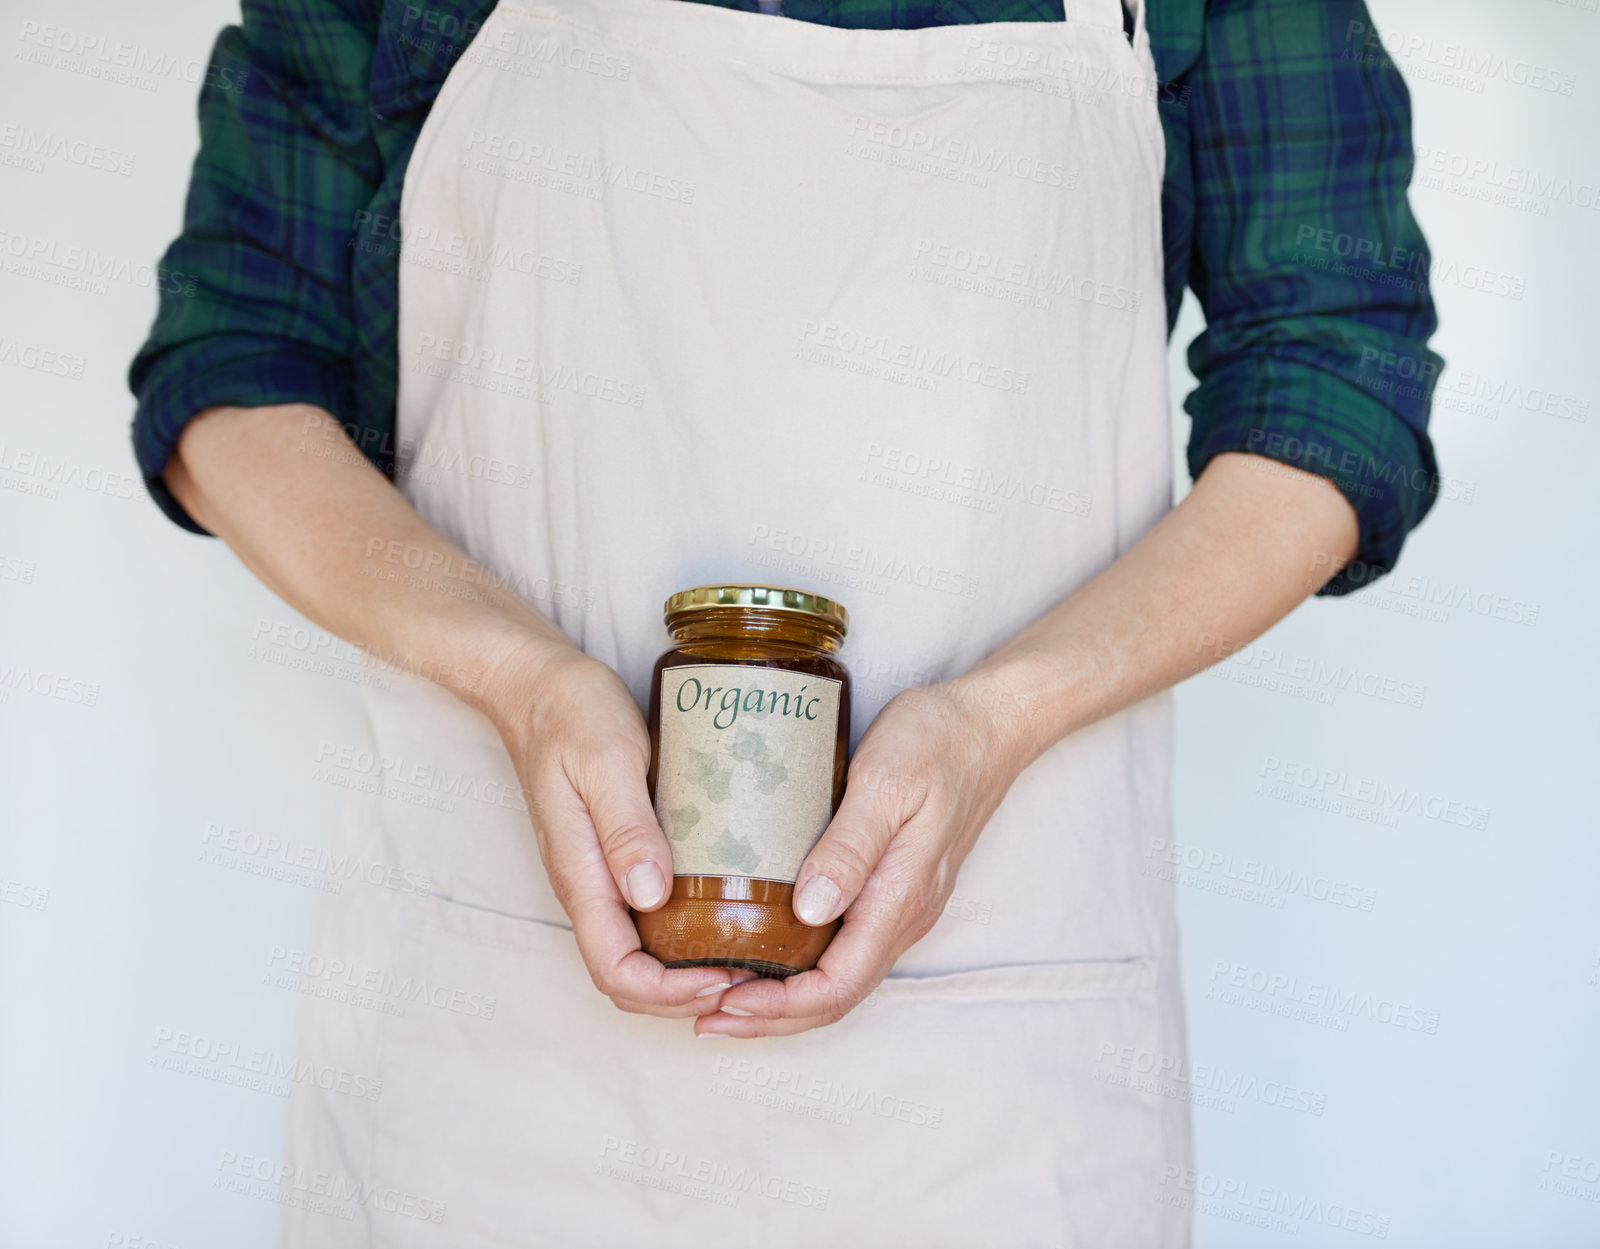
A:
[127,0,1443,595]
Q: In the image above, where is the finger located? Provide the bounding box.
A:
[694,1011,838,1039]
[710,904,894,1021]
[610,970,758,1018]
[593,941,738,1008]
[569,740,676,913]
[534,772,727,1006]
[708,860,920,1027]
[696,938,896,1036]
[610,987,737,1019]
[790,773,912,928]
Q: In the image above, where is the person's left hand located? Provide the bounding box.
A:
[695,674,1035,1037]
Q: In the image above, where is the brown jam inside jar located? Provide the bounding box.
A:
[634,584,850,980]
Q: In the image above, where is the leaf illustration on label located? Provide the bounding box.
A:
[684,748,733,803]
[708,826,762,874]
[728,726,789,795]
[750,759,789,796]
[664,803,701,843]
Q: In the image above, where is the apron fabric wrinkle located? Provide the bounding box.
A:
[278,0,1191,1242]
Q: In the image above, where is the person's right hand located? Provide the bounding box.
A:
[487,639,743,1018]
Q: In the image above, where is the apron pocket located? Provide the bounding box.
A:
[363,894,1176,1249]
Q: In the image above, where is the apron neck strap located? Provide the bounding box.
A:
[1121,0,1147,46]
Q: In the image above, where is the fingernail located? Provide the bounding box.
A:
[696,1031,734,1039]
[720,1007,754,1016]
[694,982,732,998]
[626,861,665,909]
[795,874,840,926]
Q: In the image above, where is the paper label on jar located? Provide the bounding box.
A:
[654,664,842,883]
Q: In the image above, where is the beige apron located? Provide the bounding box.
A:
[278,0,1189,1243]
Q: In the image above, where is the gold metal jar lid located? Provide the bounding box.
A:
[664,583,849,634]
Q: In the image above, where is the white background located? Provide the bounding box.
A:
[0,0,1596,1245]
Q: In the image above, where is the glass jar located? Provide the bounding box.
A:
[634,583,851,979]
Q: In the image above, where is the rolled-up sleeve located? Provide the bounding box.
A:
[126,0,382,533]
[1180,0,1443,595]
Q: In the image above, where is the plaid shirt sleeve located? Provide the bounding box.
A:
[1173,0,1443,595]
[125,0,384,533]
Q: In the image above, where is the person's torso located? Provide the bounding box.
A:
[280,7,1193,1245]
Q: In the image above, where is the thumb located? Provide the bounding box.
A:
[577,745,676,912]
[792,780,902,927]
